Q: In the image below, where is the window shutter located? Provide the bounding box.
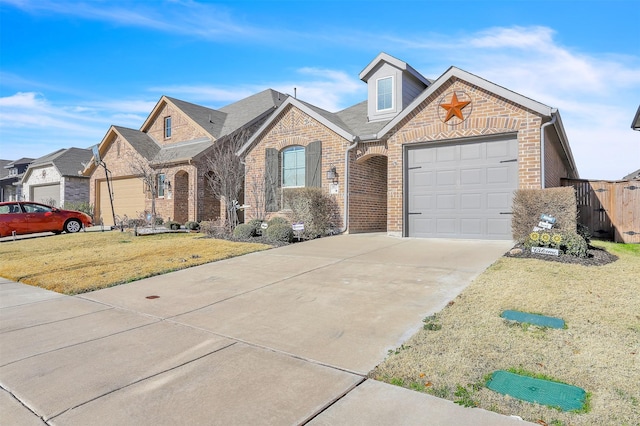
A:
[265,148,279,212]
[305,140,322,188]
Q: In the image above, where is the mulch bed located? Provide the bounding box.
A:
[504,243,618,266]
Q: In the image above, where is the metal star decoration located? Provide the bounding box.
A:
[440,92,471,122]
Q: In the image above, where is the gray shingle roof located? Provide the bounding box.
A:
[30,147,93,177]
[152,138,213,165]
[113,126,161,161]
[218,89,287,135]
[335,101,390,136]
[164,97,227,139]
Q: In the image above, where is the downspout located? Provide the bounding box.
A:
[340,136,360,233]
[539,109,557,189]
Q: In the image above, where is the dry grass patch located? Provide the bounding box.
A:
[371,242,640,426]
[0,232,269,294]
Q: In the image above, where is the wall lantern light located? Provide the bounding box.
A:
[326,165,338,182]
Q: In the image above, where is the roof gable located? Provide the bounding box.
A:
[27,147,93,178]
[237,97,357,156]
[378,66,554,138]
[359,52,430,86]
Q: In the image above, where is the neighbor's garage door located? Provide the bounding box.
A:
[98,178,145,225]
[407,137,518,239]
[32,184,60,207]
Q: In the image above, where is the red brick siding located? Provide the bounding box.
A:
[349,155,387,232]
[145,102,209,145]
[385,78,546,234]
[243,105,347,227]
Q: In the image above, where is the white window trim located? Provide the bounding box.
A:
[376,75,394,112]
[281,146,305,189]
[157,173,166,198]
[164,116,172,139]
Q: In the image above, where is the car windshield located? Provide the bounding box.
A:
[23,204,53,213]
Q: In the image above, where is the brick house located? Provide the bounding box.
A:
[239,53,579,240]
[82,90,285,226]
[21,148,92,207]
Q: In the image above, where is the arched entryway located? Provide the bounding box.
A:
[349,154,388,233]
[203,171,221,221]
[173,170,189,223]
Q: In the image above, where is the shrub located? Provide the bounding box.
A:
[233,223,256,239]
[524,231,589,258]
[512,187,577,242]
[199,220,227,238]
[267,216,290,227]
[265,223,294,243]
[64,201,94,217]
[560,232,589,257]
[155,217,164,226]
[165,221,181,230]
[246,218,265,235]
[283,187,337,239]
[185,221,200,231]
[128,218,145,228]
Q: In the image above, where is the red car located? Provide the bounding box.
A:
[0,201,93,237]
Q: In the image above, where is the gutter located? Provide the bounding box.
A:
[540,109,557,189]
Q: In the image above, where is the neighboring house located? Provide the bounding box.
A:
[623,169,640,180]
[82,89,286,226]
[239,52,579,240]
[21,147,93,207]
[632,104,640,131]
[0,158,34,202]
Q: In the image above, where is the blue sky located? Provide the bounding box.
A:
[1,0,639,180]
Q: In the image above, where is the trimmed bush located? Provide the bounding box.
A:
[185,221,200,231]
[246,218,265,235]
[165,221,181,230]
[233,223,256,239]
[267,216,290,227]
[283,187,337,239]
[512,187,577,242]
[265,223,294,243]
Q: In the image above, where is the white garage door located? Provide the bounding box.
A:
[32,184,61,207]
[98,178,145,225]
[407,137,518,239]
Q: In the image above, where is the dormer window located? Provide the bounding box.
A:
[164,116,172,139]
[377,76,393,111]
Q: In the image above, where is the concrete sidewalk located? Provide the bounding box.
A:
[0,234,534,425]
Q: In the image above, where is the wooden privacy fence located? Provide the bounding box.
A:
[561,178,640,243]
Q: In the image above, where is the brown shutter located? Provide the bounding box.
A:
[305,140,322,188]
[265,148,280,212]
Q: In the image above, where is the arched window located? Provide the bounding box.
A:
[281,146,305,187]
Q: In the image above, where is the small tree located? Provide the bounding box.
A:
[204,129,250,231]
[126,150,174,229]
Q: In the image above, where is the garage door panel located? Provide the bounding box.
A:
[461,193,482,210]
[436,170,457,186]
[32,184,61,206]
[461,143,484,161]
[436,146,457,162]
[436,218,456,234]
[407,138,518,240]
[413,195,434,210]
[412,170,434,188]
[461,219,482,235]
[98,178,145,225]
[436,194,456,210]
[461,168,482,185]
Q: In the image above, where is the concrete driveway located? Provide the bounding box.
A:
[0,234,533,425]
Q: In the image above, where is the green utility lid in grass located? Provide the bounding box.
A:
[487,370,587,412]
[501,310,565,329]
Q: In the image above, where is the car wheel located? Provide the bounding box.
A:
[64,219,82,233]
